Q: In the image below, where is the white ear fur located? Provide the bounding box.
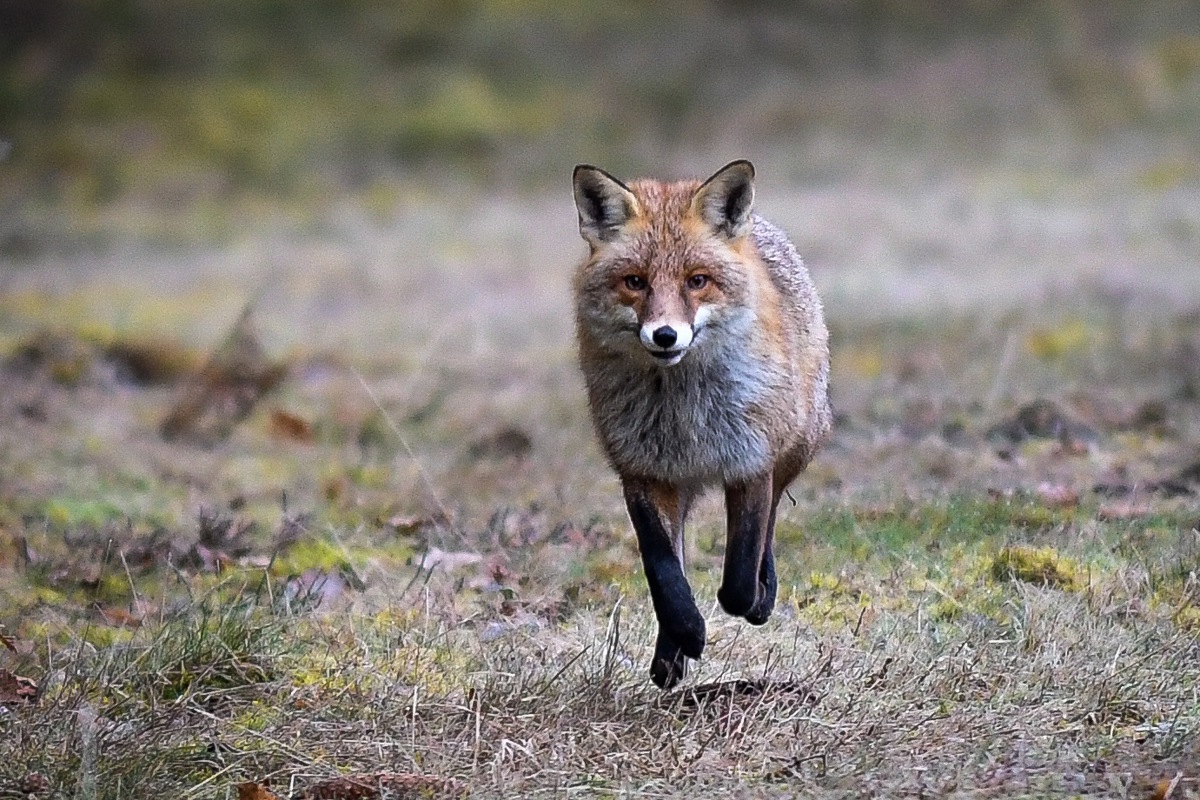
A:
[692,160,755,238]
[573,165,640,244]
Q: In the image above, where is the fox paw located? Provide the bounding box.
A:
[743,590,775,626]
[660,607,705,661]
[717,581,758,619]
[718,580,775,624]
[650,633,689,689]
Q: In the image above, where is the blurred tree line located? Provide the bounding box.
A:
[1,0,1197,244]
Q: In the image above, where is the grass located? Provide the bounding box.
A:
[2,246,1200,797]
[2,320,1199,797]
[1,516,1197,797]
[3,5,1200,793]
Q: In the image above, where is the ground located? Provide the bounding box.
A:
[2,4,1200,798]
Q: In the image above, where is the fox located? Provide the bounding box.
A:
[571,159,831,689]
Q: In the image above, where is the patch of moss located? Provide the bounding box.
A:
[987,546,1083,591]
[273,537,351,576]
[1173,606,1200,631]
[1026,319,1092,360]
[928,597,963,621]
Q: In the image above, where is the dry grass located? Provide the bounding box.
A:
[1,549,1198,797]
[1,285,1199,796]
[3,19,1200,792]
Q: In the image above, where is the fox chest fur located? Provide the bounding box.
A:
[580,332,777,484]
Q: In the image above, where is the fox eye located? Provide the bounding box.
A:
[686,274,710,290]
[623,275,647,291]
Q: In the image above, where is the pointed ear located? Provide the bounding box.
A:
[573,165,639,244]
[691,159,755,238]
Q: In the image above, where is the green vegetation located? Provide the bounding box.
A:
[4,0,1200,248]
[3,2,1200,796]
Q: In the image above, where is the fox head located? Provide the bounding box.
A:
[572,160,758,367]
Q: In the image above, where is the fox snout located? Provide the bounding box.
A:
[639,321,694,366]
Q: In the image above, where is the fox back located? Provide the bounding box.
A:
[573,161,831,486]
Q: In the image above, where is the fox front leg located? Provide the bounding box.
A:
[718,474,777,624]
[623,480,705,689]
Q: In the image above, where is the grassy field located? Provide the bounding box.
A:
[3,176,1199,797]
[3,2,1200,798]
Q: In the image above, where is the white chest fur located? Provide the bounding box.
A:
[585,338,779,484]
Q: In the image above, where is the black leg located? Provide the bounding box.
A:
[744,460,805,625]
[650,631,688,689]
[624,480,705,688]
[718,473,773,619]
[744,502,778,625]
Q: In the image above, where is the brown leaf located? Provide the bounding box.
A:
[0,669,40,706]
[236,782,283,800]
[18,772,51,796]
[103,337,198,386]
[988,399,1097,450]
[298,773,465,799]
[383,513,448,536]
[160,306,287,446]
[95,604,144,628]
[269,408,314,442]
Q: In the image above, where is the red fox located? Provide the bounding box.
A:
[571,160,831,688]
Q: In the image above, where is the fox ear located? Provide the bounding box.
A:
[573,165,639,244]
[692,160,755,238]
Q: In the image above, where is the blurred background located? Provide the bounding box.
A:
[1,0,1199,383]
[3,0,1198,249]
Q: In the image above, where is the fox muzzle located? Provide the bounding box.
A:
[640,322,693,366]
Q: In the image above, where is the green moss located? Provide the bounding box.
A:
[987,546,1083,591]
[82,624,136,649]
[274,537,351,575]
[231,700,281,733]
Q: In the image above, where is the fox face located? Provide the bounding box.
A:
[573,161,758,367]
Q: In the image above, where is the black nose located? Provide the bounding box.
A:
[652,326,677,348]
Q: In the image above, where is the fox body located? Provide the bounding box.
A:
[572,160,831,688]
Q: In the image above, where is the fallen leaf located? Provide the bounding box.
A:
[18,772,51,796]
[103,336,197,386]
[269,408,314,442]
[236,782,282,800]
[95,604,144,628]
[987,399,1097,451]
[0,669,40,706]
[160,306,287,446]
[298,773,465,799]
[383,512,448,536]
[1149,772,1184,800]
